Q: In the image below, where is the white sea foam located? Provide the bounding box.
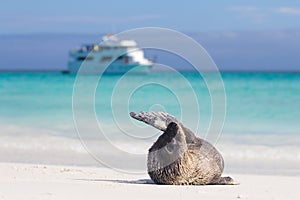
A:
[217,133,300,175]
[0,124,299,175]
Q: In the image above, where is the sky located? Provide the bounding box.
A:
[1,0,300,71]
[2,0,300,33]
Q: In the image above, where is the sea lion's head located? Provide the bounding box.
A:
[148,122,188,172]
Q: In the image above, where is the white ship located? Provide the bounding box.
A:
[68,34,153,74]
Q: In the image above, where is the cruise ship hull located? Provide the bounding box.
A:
[68,61,152,75]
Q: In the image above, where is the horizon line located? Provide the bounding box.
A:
[0,69,299,74]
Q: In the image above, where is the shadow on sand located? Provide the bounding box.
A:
[74,178,154,185]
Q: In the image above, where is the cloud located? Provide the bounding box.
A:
[275,7,300,15]
[227,6,300,24]
[40,15,161,24]
[227,6,259,12]
[226,6,267,24]
[0,14,162,27]
[228,6,300,16]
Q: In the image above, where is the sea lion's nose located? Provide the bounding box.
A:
[168,122,178,130]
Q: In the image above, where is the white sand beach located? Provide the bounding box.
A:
[0,162,299,200]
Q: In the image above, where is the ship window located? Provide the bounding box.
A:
[101,56,112,62]
[77,56,94,61]
[117,56,124,60]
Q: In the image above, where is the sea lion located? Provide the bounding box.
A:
[130,111,237,185]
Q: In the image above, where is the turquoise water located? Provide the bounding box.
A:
[1,72,299,135]
[0,72,299,174]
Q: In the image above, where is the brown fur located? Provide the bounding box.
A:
[130,111,237,185]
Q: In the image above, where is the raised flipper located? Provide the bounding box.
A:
[130,111,198,143]
[130,111,178,131]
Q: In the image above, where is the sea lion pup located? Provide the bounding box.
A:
[130,111,237,185]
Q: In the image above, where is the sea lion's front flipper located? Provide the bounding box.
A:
[130,111,198,143]
[130,111,179,131]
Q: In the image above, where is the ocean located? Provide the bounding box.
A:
[0,72,299,175]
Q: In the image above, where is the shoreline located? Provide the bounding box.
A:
[0,162,299,200]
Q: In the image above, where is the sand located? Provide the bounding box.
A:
[0,162,299,200]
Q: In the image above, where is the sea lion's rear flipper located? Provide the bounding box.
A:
[210,176,239,185]
[130,111,179,131]
[130,111,198,143]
